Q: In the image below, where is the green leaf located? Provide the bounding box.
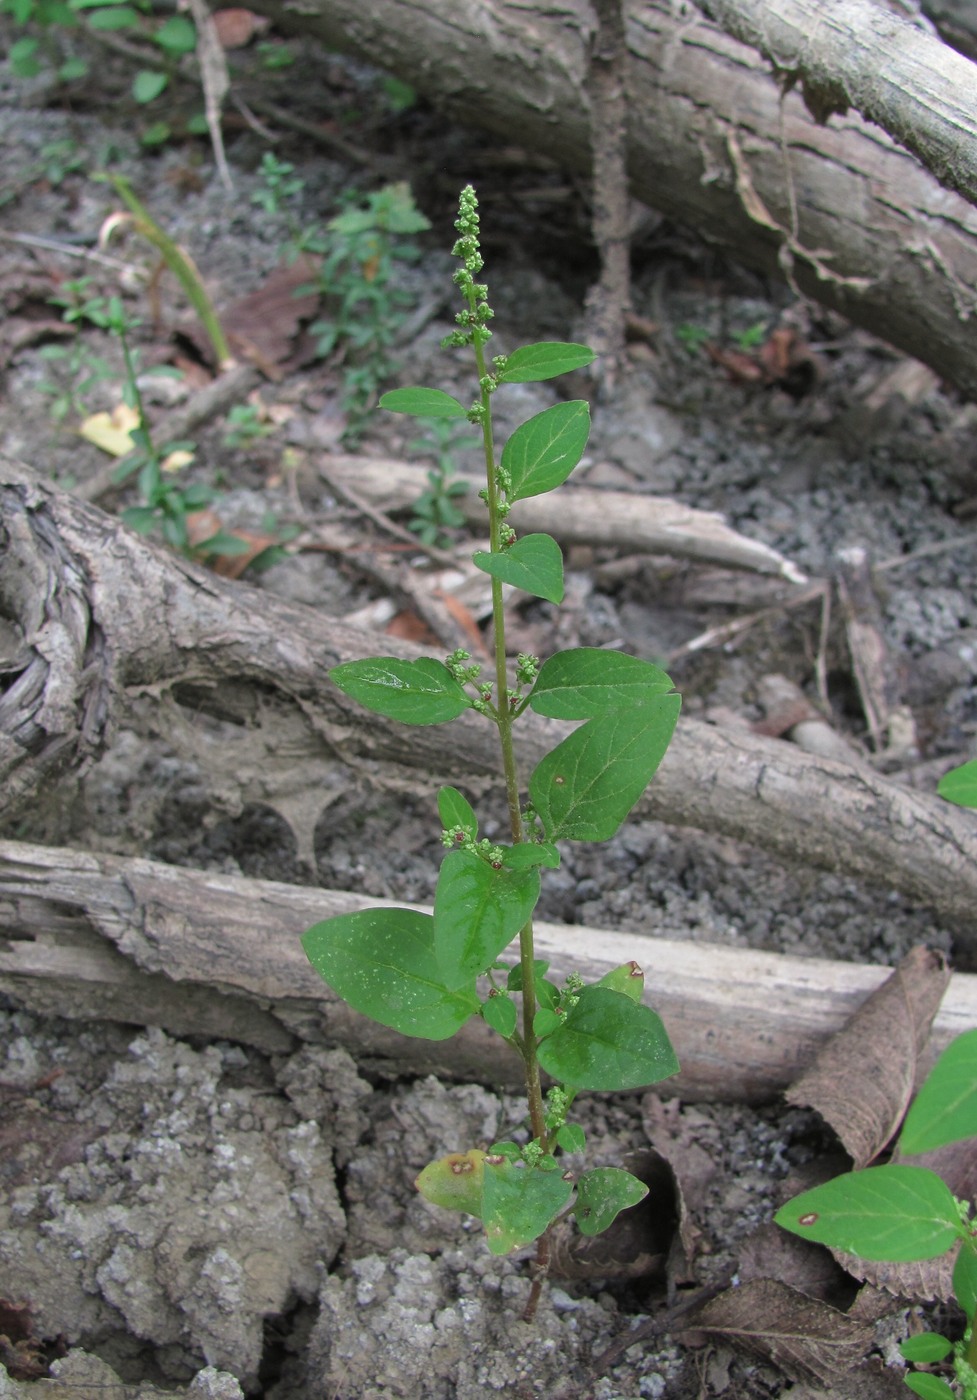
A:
[534,1008,561,1037]
[415,1149,484,1217]
[482,992,517,1038]
[437,785,477,838]
[379,387,468,419]
[529,648,675,719]
[154,13,196,52]
[900,1028,977,1154]
[574,1167,649,1237]
[86,5,140,28]
[555,1122,586,1153]
[498,342,595,383]
[774,1165,963,1261]
[434,850,540,988]
[507,959,548,991]
[899,1334,953,1363]
[904,1374,956,1400]
[938,758,977,808]
[330,656,471,725]
[501,842,560,871]
[302,907,478,1040]
[537,986,679,1091]
[953,1240,977,1315]
[481,1156,573,1254]
[529,694,681,842]
[596,962,645,1001]
[502,402,590,502]
[473,533,563,604]
[132,68,168,103]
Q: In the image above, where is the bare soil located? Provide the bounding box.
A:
[1,26,975,1400]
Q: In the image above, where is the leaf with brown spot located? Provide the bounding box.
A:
[785,946,950,1168]
[679,1277,874,1386]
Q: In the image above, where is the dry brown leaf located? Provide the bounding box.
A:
[737,1221,850,1303]
[785,946,950,1168]
[212,6,269,46]
[830,1241,960,1305]
[680,1277,874,1386]
[384,611,440,645]
[180,258,320,372]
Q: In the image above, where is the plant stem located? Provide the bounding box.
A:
[473,326,550,1321]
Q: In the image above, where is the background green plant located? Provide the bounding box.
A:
[295,182,430,444]
[3,0,203,144]
[407,416,470,546]
[301,186,681,1318]
[776,1030,977,1399]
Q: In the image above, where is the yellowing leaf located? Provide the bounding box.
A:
[162,448,195,472]
[79,403,139,456]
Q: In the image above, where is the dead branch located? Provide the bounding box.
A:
[1,839,973,1099]
[246,0,977,398]
[3,455,977,952]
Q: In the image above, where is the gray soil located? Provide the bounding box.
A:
[1,27,975,1400]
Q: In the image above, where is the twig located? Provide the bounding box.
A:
[590,1268,738,1372]
[0,229,137,275]
[318,461,458,568]
[667,580,828,661]
[873,529,977,573]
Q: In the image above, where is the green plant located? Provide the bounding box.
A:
[297,182,430,443]
[300,186,682,1319]
[3,0,200,143]
[675,321,711,355]
[407,416,470,546]
[251,153,305,217]
[776,1030,977,1398]
[37,277,116,420]
[222,401,274,451]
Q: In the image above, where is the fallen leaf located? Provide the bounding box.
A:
[785,946,950,1168]
[680,1277,874,1385]
[78,403,140,456]
[384,611,441,645]
[738,1221,850,1303]
[180,258,320,373]
[212,6,269,46]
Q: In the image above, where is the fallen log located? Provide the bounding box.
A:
[3,455,977,949]
[248,0,977,398]
[1,840,973,1101]
[692,0,977,206]
[317,453,807,582]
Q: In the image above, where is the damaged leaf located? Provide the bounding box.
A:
[785,946,950,1168]
[681,1277,875,1386]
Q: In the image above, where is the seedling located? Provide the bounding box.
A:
[776,1030,977,1398]
[251,153,305,217]
[37,277,115,421]
[301,186,681,1318]
[407,416,470,547]
[297,182,430,443]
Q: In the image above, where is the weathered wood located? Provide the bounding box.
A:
[249,0,977,397]
[1,840,973,1101]
[3,456,977,948]
[692,0,977,205]
[318,453,807,581]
